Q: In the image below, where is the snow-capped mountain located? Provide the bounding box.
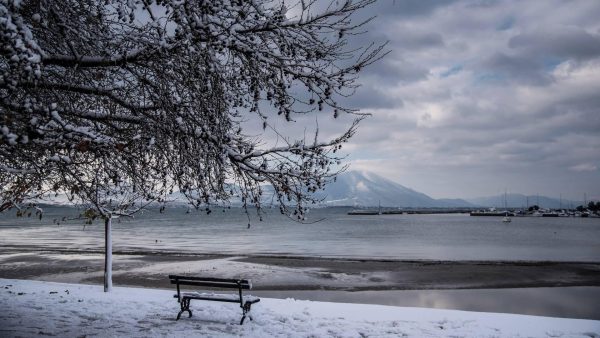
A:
[316,171,473,208]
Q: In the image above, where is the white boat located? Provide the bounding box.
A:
[502,189,511,223]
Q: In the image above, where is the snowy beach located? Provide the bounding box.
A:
[1,278,599,338]
[2,250,600,320]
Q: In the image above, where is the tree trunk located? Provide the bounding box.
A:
[104,216,112,292]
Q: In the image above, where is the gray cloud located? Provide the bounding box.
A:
[371,0,458,18]
[363,56,430,85]
[335,0,600,199]
[477,52,551,85]
[396,32,445,49]
[342,85,402,109]
[246,1,600,200]
[509,28,600,61]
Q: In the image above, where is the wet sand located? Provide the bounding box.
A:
[237,256,600,290]
[1,250,599,291]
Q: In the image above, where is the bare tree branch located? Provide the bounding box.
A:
[1,0,387,221]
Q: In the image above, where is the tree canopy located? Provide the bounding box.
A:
[1,0,386,219]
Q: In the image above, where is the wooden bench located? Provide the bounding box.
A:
[169,275,260,325]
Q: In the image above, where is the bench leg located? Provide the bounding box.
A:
[241,314,253,324]
[240,302,253,325]
[177,298,192,320]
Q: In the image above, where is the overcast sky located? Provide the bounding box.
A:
[308,0,600,200]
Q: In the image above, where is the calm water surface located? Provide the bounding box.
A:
[1,206,599,261]
[253,287,600,320]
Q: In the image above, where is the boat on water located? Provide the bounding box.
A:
[501,190,511,223]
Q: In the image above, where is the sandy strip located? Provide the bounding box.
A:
[0,250,599,291]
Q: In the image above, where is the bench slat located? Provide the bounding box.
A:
[169,275,250,284]
[170,280,251,289]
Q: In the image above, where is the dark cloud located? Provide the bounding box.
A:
[363,56,430,85]
[477,52,551,85]
[537,94,600,136]
[391,31,445,50]
[509,28,600,61]
[371,0,458,18]
[342,85,402,110]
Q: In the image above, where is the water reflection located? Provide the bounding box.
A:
[252,287,600,320]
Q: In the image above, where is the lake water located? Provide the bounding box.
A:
[253,287,600,320]
[1,206,599,262]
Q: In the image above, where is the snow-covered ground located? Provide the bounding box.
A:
[1,279,598,337]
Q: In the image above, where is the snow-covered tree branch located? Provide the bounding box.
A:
[1,0,386,219]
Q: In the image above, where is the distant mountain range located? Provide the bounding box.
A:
[31,170,585,209]
[315,171,584,209]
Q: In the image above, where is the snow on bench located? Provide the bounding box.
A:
[180,292,260,304]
